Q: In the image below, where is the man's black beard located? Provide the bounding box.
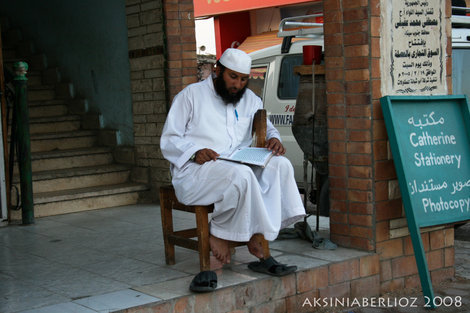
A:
[214,74,248,105]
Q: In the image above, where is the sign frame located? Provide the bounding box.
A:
[381,95,470,306]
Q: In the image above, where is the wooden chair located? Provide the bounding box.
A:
[160,109,271,271]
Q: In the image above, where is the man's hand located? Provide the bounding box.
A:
[266,138,285,156]
[194,148,219,164]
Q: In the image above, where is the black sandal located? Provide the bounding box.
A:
[248,256,297,276]
[189,271,218,292]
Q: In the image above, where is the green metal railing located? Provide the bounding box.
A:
[11,61,34,224]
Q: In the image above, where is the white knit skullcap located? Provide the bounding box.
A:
[219,48,251,75]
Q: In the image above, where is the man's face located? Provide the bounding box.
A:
[214,67,249,105]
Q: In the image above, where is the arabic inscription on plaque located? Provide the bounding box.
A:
[382,0,447,95]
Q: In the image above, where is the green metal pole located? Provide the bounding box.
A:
[13,61,34,224]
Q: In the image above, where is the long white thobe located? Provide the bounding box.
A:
[160,77,305,242]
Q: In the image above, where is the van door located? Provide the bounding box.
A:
[452,48,470,97]
[259,53,312,186]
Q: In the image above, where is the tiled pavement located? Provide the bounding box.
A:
[0,204,469,313]
[0,204,343,313]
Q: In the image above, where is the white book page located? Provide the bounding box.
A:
[219,147,273,167]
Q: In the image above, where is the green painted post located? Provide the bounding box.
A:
[13,61,34,224]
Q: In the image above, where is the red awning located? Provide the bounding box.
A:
[237,31,305,54]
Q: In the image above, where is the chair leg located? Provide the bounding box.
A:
[160,189,175,265]
[195,205,211,271]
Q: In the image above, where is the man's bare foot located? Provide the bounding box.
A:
[209,255,224,270]
[209,235,231,264]
[247,234,265,259]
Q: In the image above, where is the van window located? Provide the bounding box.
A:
[249,66,268,99]
[278,54,303,99]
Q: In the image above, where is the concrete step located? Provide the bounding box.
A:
[42,67,62,85]
[16,41,36,57]
[99,129,121,146]
[30,130,98,152]
[26,99,79,117]
[13,164,132,193]
[27,84,57,93]
[28,54,48,71]
[26,73,43,87]
[27,88,55,102]
[82,113,103,130]
[28,83,56,90]
[30,183,149,218]
[27,99,67,107]
[29,102,68,118]
[55,82,75,99]
[28,115,81,134]
[27,146,114,172]
[64,99,89,115]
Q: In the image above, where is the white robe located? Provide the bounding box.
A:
[160,77,305,242]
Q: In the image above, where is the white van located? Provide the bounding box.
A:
[451,4,470,98]
[247,15,324,187]
[248,7,470,180]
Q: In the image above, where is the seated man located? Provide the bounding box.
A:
[160,48,305,274]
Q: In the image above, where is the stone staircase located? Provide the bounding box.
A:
[1,19,149,221]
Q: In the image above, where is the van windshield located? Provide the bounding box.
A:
[278,54,303,99]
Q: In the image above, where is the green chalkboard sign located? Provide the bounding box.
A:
[381,95,470,227]
[381,95,470,305]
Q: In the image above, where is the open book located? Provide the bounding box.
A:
[218,147,274,167]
